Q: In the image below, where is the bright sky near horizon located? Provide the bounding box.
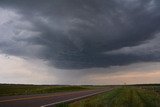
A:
[0,0,160,85]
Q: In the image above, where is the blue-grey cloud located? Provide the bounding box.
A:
[0,0,160,69]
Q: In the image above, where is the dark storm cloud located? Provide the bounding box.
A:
[0,0,160,69]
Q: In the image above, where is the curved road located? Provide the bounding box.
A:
[0,88,113,107]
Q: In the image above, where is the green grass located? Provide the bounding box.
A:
[59,87,160,107]
[0,84,92,96]
[141,86,160,94]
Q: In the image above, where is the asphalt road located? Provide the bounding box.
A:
[0,88,113,107]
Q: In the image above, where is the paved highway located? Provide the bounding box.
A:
[0,88,113,107]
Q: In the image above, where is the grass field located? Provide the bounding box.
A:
[140,85,160,94]
[0,84,92,96]
[57,86,160,107]
[1,84,160,107]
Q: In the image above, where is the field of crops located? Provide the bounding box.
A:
[57,86,160,107]
[0,84,91,96]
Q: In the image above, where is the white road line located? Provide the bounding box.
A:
[41,89,112,107]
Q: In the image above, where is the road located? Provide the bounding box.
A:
[0,88,113,107]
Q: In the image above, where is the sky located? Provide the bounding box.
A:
[0,0,160,85]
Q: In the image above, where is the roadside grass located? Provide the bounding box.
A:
[58,87,160,107]
[0,84,92,96]
[142,86,160,94]
[136,88,160,107]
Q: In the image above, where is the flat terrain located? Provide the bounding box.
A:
[65,86,160,107]
[1,84,160,107]
[0,84,113,107]
[0,84,92,96]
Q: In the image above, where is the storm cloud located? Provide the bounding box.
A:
[0,0,160,69]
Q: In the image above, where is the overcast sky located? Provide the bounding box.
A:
[0,0,160,85]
